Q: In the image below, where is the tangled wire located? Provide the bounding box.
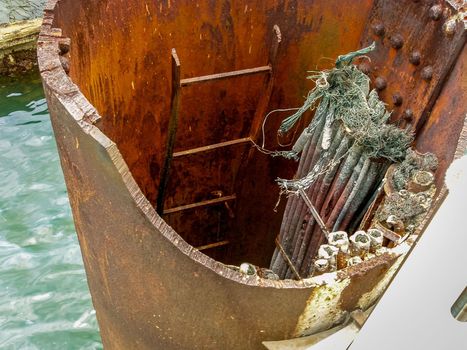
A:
[273,43,413,192]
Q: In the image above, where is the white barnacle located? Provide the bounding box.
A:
[367,228,383,251]
[314,258,330,272]
[328,231,349,253]
[349,231,371,255]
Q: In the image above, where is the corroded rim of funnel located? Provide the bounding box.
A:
[37,0,409,291]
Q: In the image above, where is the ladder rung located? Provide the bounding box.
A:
[196,240,230,251]
[163,194,236,215]
[181,65,271,87]
[173,137,252,158]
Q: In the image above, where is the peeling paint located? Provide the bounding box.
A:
[294,277,350,337]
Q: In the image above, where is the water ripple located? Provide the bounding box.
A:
[0,73,102,349]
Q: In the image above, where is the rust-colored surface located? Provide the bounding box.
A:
[49,0,374,267]
[337,253,392,312]
[416,48,467,190]
[38,0,466,349]
[38,13,397,350]
[359,0,466,130]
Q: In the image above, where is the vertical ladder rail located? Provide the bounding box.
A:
[249,25,282,141]
[157,25,281,216]
[157,49,181,215]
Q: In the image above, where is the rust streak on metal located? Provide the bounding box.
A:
[249,24,282,142]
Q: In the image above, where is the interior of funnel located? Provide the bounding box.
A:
[50,0,384,266]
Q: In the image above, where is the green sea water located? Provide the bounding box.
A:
[0,72,102,349]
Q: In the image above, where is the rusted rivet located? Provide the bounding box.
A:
[372,22,385,37]
[390,34,404,49]
[429,5,442,21]
[374,77,387,91]
[443,19,456,36]
[421,66,433,81]
[59,56,70,74]
[58,37,71,54]
[392,93,403,106]
[409,51,421,65]
[403,109,414,121]
[358,62,371,75]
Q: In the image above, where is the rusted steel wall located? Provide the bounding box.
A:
[416,48,467,190]
[357,0,466,197]
[358,0,465,129]
[38,0,466,348]
[38,23,403,350]
[37,1,416,348]
[49,0,374,265]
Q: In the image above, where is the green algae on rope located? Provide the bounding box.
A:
[269,43,415,278]
[275,43,413,193]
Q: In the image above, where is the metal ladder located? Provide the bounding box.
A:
[157,25,282,251]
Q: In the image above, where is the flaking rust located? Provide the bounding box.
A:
[294,276,351,337]
[293,246,407,337]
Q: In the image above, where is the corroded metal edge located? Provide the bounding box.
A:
[294,247,409,337]
[455,115,467,159]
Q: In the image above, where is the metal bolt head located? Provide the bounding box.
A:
[403,109,414,121]
[443,19,456,36]
[349,231,371,254]
[374,76,387,91]
[390,34,404,49]
[421,66,434,81]
[392,93,403,106]
[373,22,385,37]
[409,51,421,65]
[429,5,442,21]
[329,231,349,254]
